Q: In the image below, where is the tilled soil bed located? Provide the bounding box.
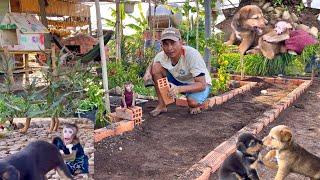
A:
[210,79,320,180]
[95,79,298,180]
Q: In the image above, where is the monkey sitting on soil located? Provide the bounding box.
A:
[52,123,89,176]
[0,140,73,180]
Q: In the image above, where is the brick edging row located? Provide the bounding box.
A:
[179,78,313,180]
[94,81,258,143]
[176,81,258,107]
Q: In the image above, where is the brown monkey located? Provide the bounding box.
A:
[121,82,136,108]
[53,123,89,176]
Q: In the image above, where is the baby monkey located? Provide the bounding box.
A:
[121,81,136,108]
[53,123,89,176]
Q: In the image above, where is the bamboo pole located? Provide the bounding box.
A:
[195,0,199,50]
[94,0,111,113]
[240,54,244,80]
[204,0,211,71]
[115,0,121,61]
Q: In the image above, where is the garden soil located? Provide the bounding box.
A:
[95,79,299,179]
[210,78,320,180]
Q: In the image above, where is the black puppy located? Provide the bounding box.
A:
[219,133,263,180]
[0,140,73,180]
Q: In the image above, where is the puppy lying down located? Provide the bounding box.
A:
[219,133,263,180]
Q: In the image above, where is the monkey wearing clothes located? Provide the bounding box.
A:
[52,123,89,175]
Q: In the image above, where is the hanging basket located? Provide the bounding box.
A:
[124,2,135,14]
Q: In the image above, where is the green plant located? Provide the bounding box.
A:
[272,0,284,6]
[295,1,305,14]
[211,58,230,95]
[207,33,231,94]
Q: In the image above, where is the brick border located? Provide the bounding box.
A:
[176,81,257,108]
[94,120,134,142]
[180,77,312,180]
[96,81,258,143]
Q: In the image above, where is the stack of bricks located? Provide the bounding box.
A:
[114,106,143,126]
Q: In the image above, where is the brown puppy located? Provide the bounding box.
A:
[248,21,292,59]
[262,125,320,180]
[225,5,268,55]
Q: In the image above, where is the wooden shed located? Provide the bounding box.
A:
[0,12,49,51]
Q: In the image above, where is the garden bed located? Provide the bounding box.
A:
[95,77,302,179]
[94,80,257,141]
[210,79,318,180]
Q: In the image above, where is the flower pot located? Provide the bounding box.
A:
[75,108,97,122]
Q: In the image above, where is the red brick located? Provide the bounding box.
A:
[228,92,234,99]
[273,104,284,112]
[208,97,216,107]
[133,117,142,126]
[94,128,115,142]
[215,96,223,105]
[157,78,175,105]
[239,81,248,86]
[214,140,236,156]
[232,76,241,81]
[233,88,240,95]
[199,150,227,168]
[129,106,142,118]
[290,79,302,86]
[116,107,134,120]
[259,116,270,126]
[109,112,122,122]
[114,120,134,135]
[264,77,275,84]
[263,111,275,123]
[275,78,285,84]
[249,82,257,88]
[197,166,212,180]
[251,122,264,133]
[221,94,228,102]
[239,126,257,134]
[237,88,244,94]
[176,97,189,107]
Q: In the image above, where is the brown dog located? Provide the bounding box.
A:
[248,21,292,59]
[225,5,268,55]
[262,125,320,180]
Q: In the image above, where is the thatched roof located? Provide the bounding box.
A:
[11,0,91,18]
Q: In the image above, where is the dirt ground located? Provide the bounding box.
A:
[210,78,320,180]
[95,80,298,180]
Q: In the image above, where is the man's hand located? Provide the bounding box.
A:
[168,83,180,98]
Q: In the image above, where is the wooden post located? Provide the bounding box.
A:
[51,44,57,77]
[240,54,244,80]
[7,58,15,87]
[24,53,29,84]
[115,0,121,61]
[196,0,199,50]
[95,0,111,113]
[204,0,212,72]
